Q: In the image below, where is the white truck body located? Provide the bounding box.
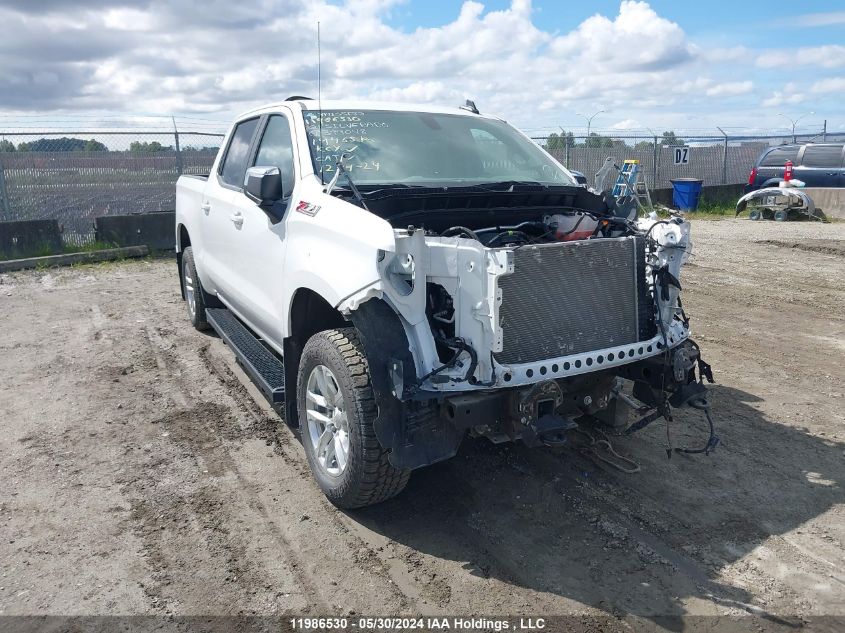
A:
[175,99,711,507]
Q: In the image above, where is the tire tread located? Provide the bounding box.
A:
[299,328,410,508]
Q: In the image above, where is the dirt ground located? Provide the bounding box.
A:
[0,219,843,630]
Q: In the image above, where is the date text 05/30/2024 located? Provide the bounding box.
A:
[289,617,547,631]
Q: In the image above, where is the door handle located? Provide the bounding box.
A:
[201,202,211,215]
[230,211,244,226]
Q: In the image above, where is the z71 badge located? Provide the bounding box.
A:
[295,201,321,216]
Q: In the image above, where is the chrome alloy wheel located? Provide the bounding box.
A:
[183,259,196,319]
[305,364,350,477]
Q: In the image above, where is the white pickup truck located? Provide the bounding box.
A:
[175,98,715,508]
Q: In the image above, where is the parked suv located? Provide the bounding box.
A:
[747,142,845,191]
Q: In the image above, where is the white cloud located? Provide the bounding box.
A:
[756,45,845,69]
[761,83,806,108]
[610,118,642,130]
[785,11,845,27]
[811,77,845,94]
[705,81,753,97]
[0,0,833,133]
[548,1,692,71]
[705,46,749,63]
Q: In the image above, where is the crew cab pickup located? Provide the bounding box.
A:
[176,98,714,508]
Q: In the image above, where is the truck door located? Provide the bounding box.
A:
[211,113,298,344]
[201,117,261,301]
[795,144,845,188]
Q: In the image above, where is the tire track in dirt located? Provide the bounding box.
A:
[195,339,544,614]
[123,320,327,614]
[193,340,420,614]
[185,316,798,619]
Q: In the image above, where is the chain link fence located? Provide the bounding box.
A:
[1,124,843,250]
[533,129,845,191]
[0,131,223,247]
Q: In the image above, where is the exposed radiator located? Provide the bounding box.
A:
[495,236,655,365]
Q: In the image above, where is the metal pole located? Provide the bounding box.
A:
[565,140,570,168]
[652,135,658,189]
[717,127,728,185]
[823,119,827,141]
[0,158,10,222]
[172,116,183,176]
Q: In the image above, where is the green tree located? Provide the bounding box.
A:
[12,137,107,152]
[0,139,15,152]
[83,139,108,151]
[545,131,576,151]
[634,140,655,150]
[585,132,613,148]
[129,140,170,153]
[661,131,685,146]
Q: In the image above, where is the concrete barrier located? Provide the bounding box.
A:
[0,219,63,259]
[801,188,845,220]
[94,211,175,251]
[0,245,149,273]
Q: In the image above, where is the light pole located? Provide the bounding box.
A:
[778,111,814,143]
[576,109,606,139]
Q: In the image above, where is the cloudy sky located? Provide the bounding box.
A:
[1,0,843,135]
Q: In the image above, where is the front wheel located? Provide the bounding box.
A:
[181,246,210,331]
[297,328,410,509]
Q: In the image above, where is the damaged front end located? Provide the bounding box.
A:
[344,189,717,469]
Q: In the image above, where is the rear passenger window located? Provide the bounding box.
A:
[253,115,296,197]
[760,147,799,166]
[220,118,259,187]
[801,145,844,168]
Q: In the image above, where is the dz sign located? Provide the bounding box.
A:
[673,146,690,165]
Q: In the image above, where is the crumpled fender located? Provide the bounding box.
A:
[348,298,463,470]
[736,187,815,216]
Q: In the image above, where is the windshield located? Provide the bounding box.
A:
[303,109,575,187]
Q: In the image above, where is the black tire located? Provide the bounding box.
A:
[749,208,762,221]
[774,209,789,222]
[181,246,210,331]
[297,328,410,509]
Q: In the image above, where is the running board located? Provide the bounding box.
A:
[205,308,285,404]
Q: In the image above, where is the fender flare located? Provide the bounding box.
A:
[348,298,463,470]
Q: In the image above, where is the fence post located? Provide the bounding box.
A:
[823,120,827,142]
[652,136,658,189]
[0,158,10,222]
[172,116,183,176]
[564,141,570,168]
[717,127,728,185]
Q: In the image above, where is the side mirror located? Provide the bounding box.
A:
[244,166,284,208]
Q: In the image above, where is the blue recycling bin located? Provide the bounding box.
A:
[670,178,703,211]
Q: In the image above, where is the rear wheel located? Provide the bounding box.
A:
[297,328,410,509]
[774,209,789,222]
[749,208,762,221]
[181,246,210,331]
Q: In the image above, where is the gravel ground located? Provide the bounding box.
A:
[0,219,843,630]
